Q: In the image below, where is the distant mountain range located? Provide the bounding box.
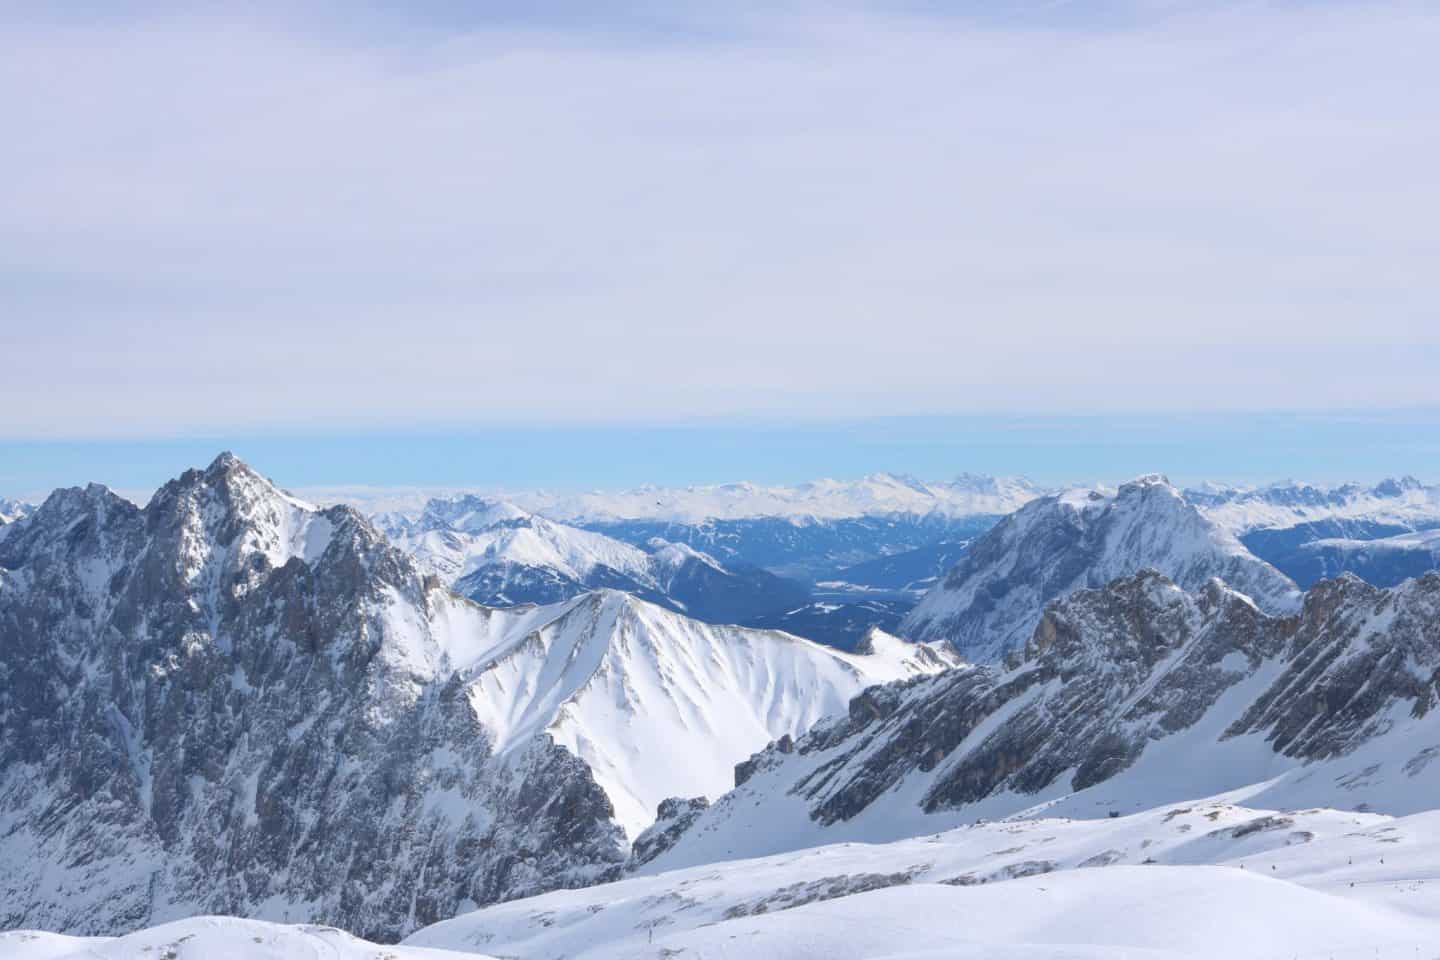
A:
[10,458,1440,955]
[376,494,810,623]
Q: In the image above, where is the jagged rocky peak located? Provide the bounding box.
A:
[646,569,1440,872]
[900,473,1301,662]
[1,454,962,940]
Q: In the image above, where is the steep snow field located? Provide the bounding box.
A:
[453,591,958,834]
[407,798,1440,959]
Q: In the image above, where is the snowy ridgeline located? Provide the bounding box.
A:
[12,796,1440,959]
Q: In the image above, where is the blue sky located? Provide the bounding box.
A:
[1,2,1436,495]
[5,411,1440,501]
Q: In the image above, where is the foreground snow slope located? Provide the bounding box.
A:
[408,799,1440,959]
[1,916,491,959]
[902,474,1301,661]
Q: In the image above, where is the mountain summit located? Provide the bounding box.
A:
[901,474,1302,661]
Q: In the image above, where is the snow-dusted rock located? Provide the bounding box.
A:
[901,474,1302,661]
[649,569,1440,870]
[0,455,954,941]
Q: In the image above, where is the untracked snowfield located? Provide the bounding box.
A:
[407,795,1440,960]
[7,788,1440,960]
[0,916,495,959]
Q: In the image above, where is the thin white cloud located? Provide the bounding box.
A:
[1,2,1436,436]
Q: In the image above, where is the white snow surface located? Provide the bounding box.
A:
[407,797,1440,959]
[309,473,1044,523]
[1,916,491,960]
[1193,476,1440,534]
[447,591,958,836]
[1305,525,1440,556]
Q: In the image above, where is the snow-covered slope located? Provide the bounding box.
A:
[646,569,1440,871]
[2,917,491,960]
[18,794,1440,958]
[902,474,1302,661]
[408,799,1440,960]
[0,454,955,940]
[458,593,959,835]
[1190,476,1440,534]
[383,496,658,591]
[507,472,1044,523]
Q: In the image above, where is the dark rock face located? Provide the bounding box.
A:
[630,796,710,866]
[0,455,626,942]
[686,570,1440,841]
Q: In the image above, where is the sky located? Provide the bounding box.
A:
[2,1,1437,493]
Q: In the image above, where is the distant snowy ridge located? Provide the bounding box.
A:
[902,474,1302,661]
[509,472,1044,522]
[0,454,954,940]
[379,494,810,622]
[313,472,1044,524]
[1189,476,1440,534]
[0,497,34,526]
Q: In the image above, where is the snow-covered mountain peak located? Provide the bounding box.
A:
[0,496,35,526]
[0,456,964,939]
[145,451,338,576]
[1117,472,1173,494]
[902,477,1301,661]
[456,588,959,836]
[644,537,724,575]
[415,494,530,534]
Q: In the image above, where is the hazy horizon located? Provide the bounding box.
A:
[5,408,1440,503]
